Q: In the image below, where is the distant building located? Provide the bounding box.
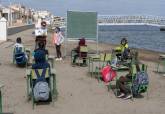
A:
[52,16,65,27]
[33,10,51,20]
[0,4,22,26]
[33,10,53,26]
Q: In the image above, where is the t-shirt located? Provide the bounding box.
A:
[52,32,64,45]
[35,28,47,36]
[14,43,25,53]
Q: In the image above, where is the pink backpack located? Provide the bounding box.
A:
[101,65,117,83]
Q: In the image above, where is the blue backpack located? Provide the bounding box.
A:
[132,71,149,96]
[14,46,27,65]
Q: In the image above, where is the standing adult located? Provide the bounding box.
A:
[40,21,48,37]
[52,27,64,61]
[35,21,47,49]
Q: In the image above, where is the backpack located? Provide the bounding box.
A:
[33,69,50,101]
[101,65,117,83]
[132,71,149,96]
[14,46,27,64]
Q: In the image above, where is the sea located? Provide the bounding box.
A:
[98,25,165,53]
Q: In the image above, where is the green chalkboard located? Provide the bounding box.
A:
[67,11,97,39]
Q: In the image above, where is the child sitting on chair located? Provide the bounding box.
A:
[34,41,49,55]
[116,64,140,100]
[32,50,50,69]
[14,37,24,49]
[72,38,87,66]
[114,38,130,60]
[13,37,28,63]
[32,50,50,93]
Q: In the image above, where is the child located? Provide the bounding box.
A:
[115,38,130,60]
[34,41,49,55]
[13,37,28,65]
[72,38,87,65]
[32,50,50,69]
[14,37,24,49]
[52,27,64,61]
[116,64,140,100]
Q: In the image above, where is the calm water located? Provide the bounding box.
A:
[98,26,165,52]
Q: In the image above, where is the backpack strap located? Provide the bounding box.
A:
[15,46,23,53]
[34,68,47,82]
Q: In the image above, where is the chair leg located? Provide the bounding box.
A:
[130,86,134,101]
[108,81,115,92]
[146,90,149,100]
[163,60,165,73]
[88,58,90,73]
[156,62,160,72]
[49,76,53,102]
[108,83,111,92]
[26,76,30,100]
[91,62,94,77]
[97,72,100,82]
[53,74,58,100]
[0,91,2,113]
[31,82,35,109]
[95,66,100,82]
[32,90,34,109]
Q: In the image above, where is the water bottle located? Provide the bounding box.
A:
[111,57,117,67]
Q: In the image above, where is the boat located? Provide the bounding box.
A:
[160,27,165,31]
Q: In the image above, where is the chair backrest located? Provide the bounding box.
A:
[141,64,147,72]
[100,53,111,62]
[31,68,50,80]
[80,46,88,53]
[131,64,137,76]
[130,50,139,64]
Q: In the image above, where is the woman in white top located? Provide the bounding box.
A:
[35,21,47,37]
[52,27,64,60]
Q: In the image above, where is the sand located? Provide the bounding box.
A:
[0,29,165,114]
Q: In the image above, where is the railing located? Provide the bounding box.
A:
[98,15,165,26]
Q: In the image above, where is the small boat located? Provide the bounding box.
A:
[160,27,165,31]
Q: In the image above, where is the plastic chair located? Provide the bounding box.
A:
[71,45,88,66]
[94,53,112,82]
[13,47,30,66]
[0,84,4,113]
[156,54,165,73]
[126,64,148,100]
[26,68,57,109]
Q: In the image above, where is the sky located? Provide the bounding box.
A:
[1,0,165,17]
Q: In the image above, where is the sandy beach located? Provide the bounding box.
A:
[0,29,165,114]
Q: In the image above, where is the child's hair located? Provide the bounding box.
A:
[79,38,86,46]
[16,37,22,43]
[121,38,127,45]
[38,41,45,49]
